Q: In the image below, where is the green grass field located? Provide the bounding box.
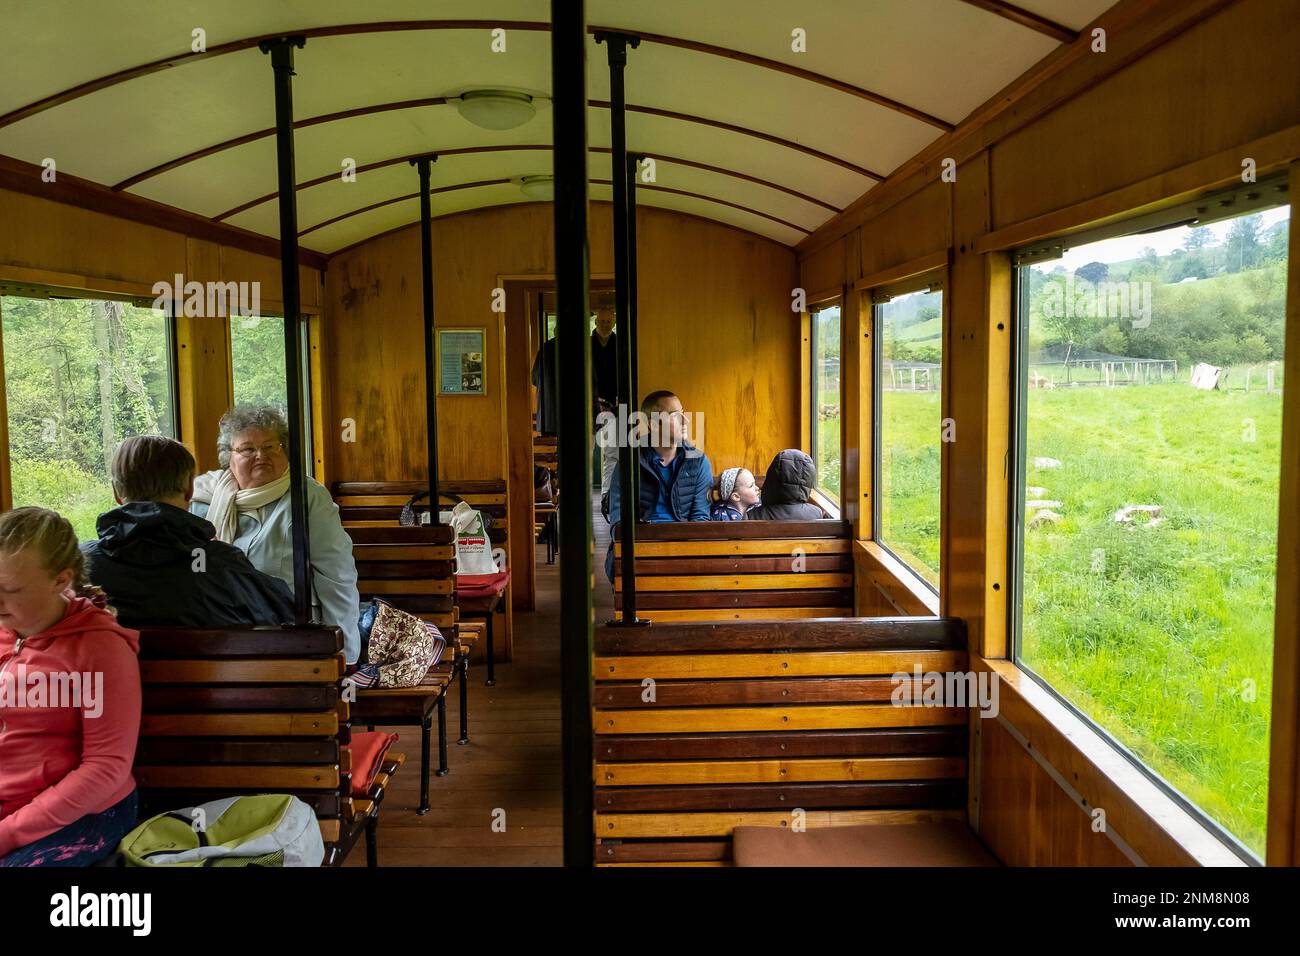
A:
[883,381,1280,855]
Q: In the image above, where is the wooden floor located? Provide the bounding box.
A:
[348,495,612,866]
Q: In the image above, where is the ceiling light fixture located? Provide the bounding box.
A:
[453,90,537,130]
[518,175,555,201]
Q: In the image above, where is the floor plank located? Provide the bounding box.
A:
[348,494,612,867]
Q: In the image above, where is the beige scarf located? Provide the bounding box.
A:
[191,469,292,544]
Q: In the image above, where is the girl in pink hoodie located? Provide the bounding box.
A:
[0,507,141,866]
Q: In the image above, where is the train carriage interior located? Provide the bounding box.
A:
[0,0,1298,917]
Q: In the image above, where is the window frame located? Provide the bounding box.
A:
[1006,178,1292,865]
[0,285,180,514]
[808,296,844,509]
[869,268,946,596]
[227,309,315,475]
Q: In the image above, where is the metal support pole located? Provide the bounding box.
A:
[552,0,596,869]
[627,153,642,408]
[595,29,646,628]
[260,36,312,624]
[410,154,440,516]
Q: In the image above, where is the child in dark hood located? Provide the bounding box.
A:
[745,450,826,520]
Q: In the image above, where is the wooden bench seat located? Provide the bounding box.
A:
[593,617,971,866]
[334,479,512,672]
[352,662,456,816]
[613,520,854,623]
[135,625,401,867]
[731,821,998,867]
[342,521,471,777]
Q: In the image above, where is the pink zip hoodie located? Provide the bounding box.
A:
[0,595,141,858]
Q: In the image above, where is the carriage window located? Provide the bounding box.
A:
[810,304,842,505]
[1012,198,1291,859]
[1,294,176,538]
[229,314,315,471]
[230,314,288,410]
[875,283,944,589]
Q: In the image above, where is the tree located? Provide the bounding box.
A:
[1075,261,1110,286]
[1183,225,1212,251]
[1226,213,1263,272]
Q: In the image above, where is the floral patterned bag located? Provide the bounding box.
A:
[364,598,446,688]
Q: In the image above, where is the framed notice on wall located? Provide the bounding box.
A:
[437,328,486,395]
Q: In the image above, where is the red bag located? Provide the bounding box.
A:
[345,731,399,796]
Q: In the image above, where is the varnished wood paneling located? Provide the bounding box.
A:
[596,649,965,680]
[859,181,952,281]
[979,714,1131,866]
[324,203,799,485]
[990,0,1300,229]
[801,239,846,302]
[176,239,233,472]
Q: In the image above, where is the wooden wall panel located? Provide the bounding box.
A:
[859,181,951,280]
[979,716,1131,867]
[0,185,322,484]
[798,0,1300,866]
[324,203,800,485]
[176,239,233,472]
[801,237,846,298]
[0,187,186,291]
[991,0,1300,229]
[632,209,800,475]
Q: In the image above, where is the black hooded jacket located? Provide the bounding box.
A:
[82,501,295,628]
[746,449,827,521]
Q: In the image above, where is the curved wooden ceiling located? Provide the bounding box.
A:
[0,0,1115,254]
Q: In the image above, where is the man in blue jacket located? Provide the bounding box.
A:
[605,390,713,581]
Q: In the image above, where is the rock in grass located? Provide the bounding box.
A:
[1029,509,1063,528]
[1113,504,1163,527]
[1032,457,1062,469]
[1025,500,1062,510]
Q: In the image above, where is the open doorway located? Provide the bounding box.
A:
[502,280,615,611]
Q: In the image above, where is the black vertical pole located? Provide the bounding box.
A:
[626,152,642,424]
[410,155,440,515]
[260,36,311,624]
[595,30,642,627]
[552,0,595,868]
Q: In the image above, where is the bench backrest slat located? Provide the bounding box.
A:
[592,616,970,863]
[611,521,854,623]
[134,626,352,860]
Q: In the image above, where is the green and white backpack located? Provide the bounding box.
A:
[118,794,325,867]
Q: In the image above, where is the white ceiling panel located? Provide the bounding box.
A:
[0,0,1112,250]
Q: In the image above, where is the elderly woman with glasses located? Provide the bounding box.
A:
[191,405,361,662]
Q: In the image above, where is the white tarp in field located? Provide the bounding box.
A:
[1190,363,1222,390]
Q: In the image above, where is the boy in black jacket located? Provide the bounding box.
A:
[83,435,294,628]
[745,449,827,521]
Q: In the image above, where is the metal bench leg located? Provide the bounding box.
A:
[485,606,497,687]
[436,692,450,777]
[365,813,378,867]
[417,714,432,814]
[458,651,470,745]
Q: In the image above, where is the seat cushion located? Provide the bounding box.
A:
[732,821,998,867]
[344,731,400,796]
[456,569,512,600]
